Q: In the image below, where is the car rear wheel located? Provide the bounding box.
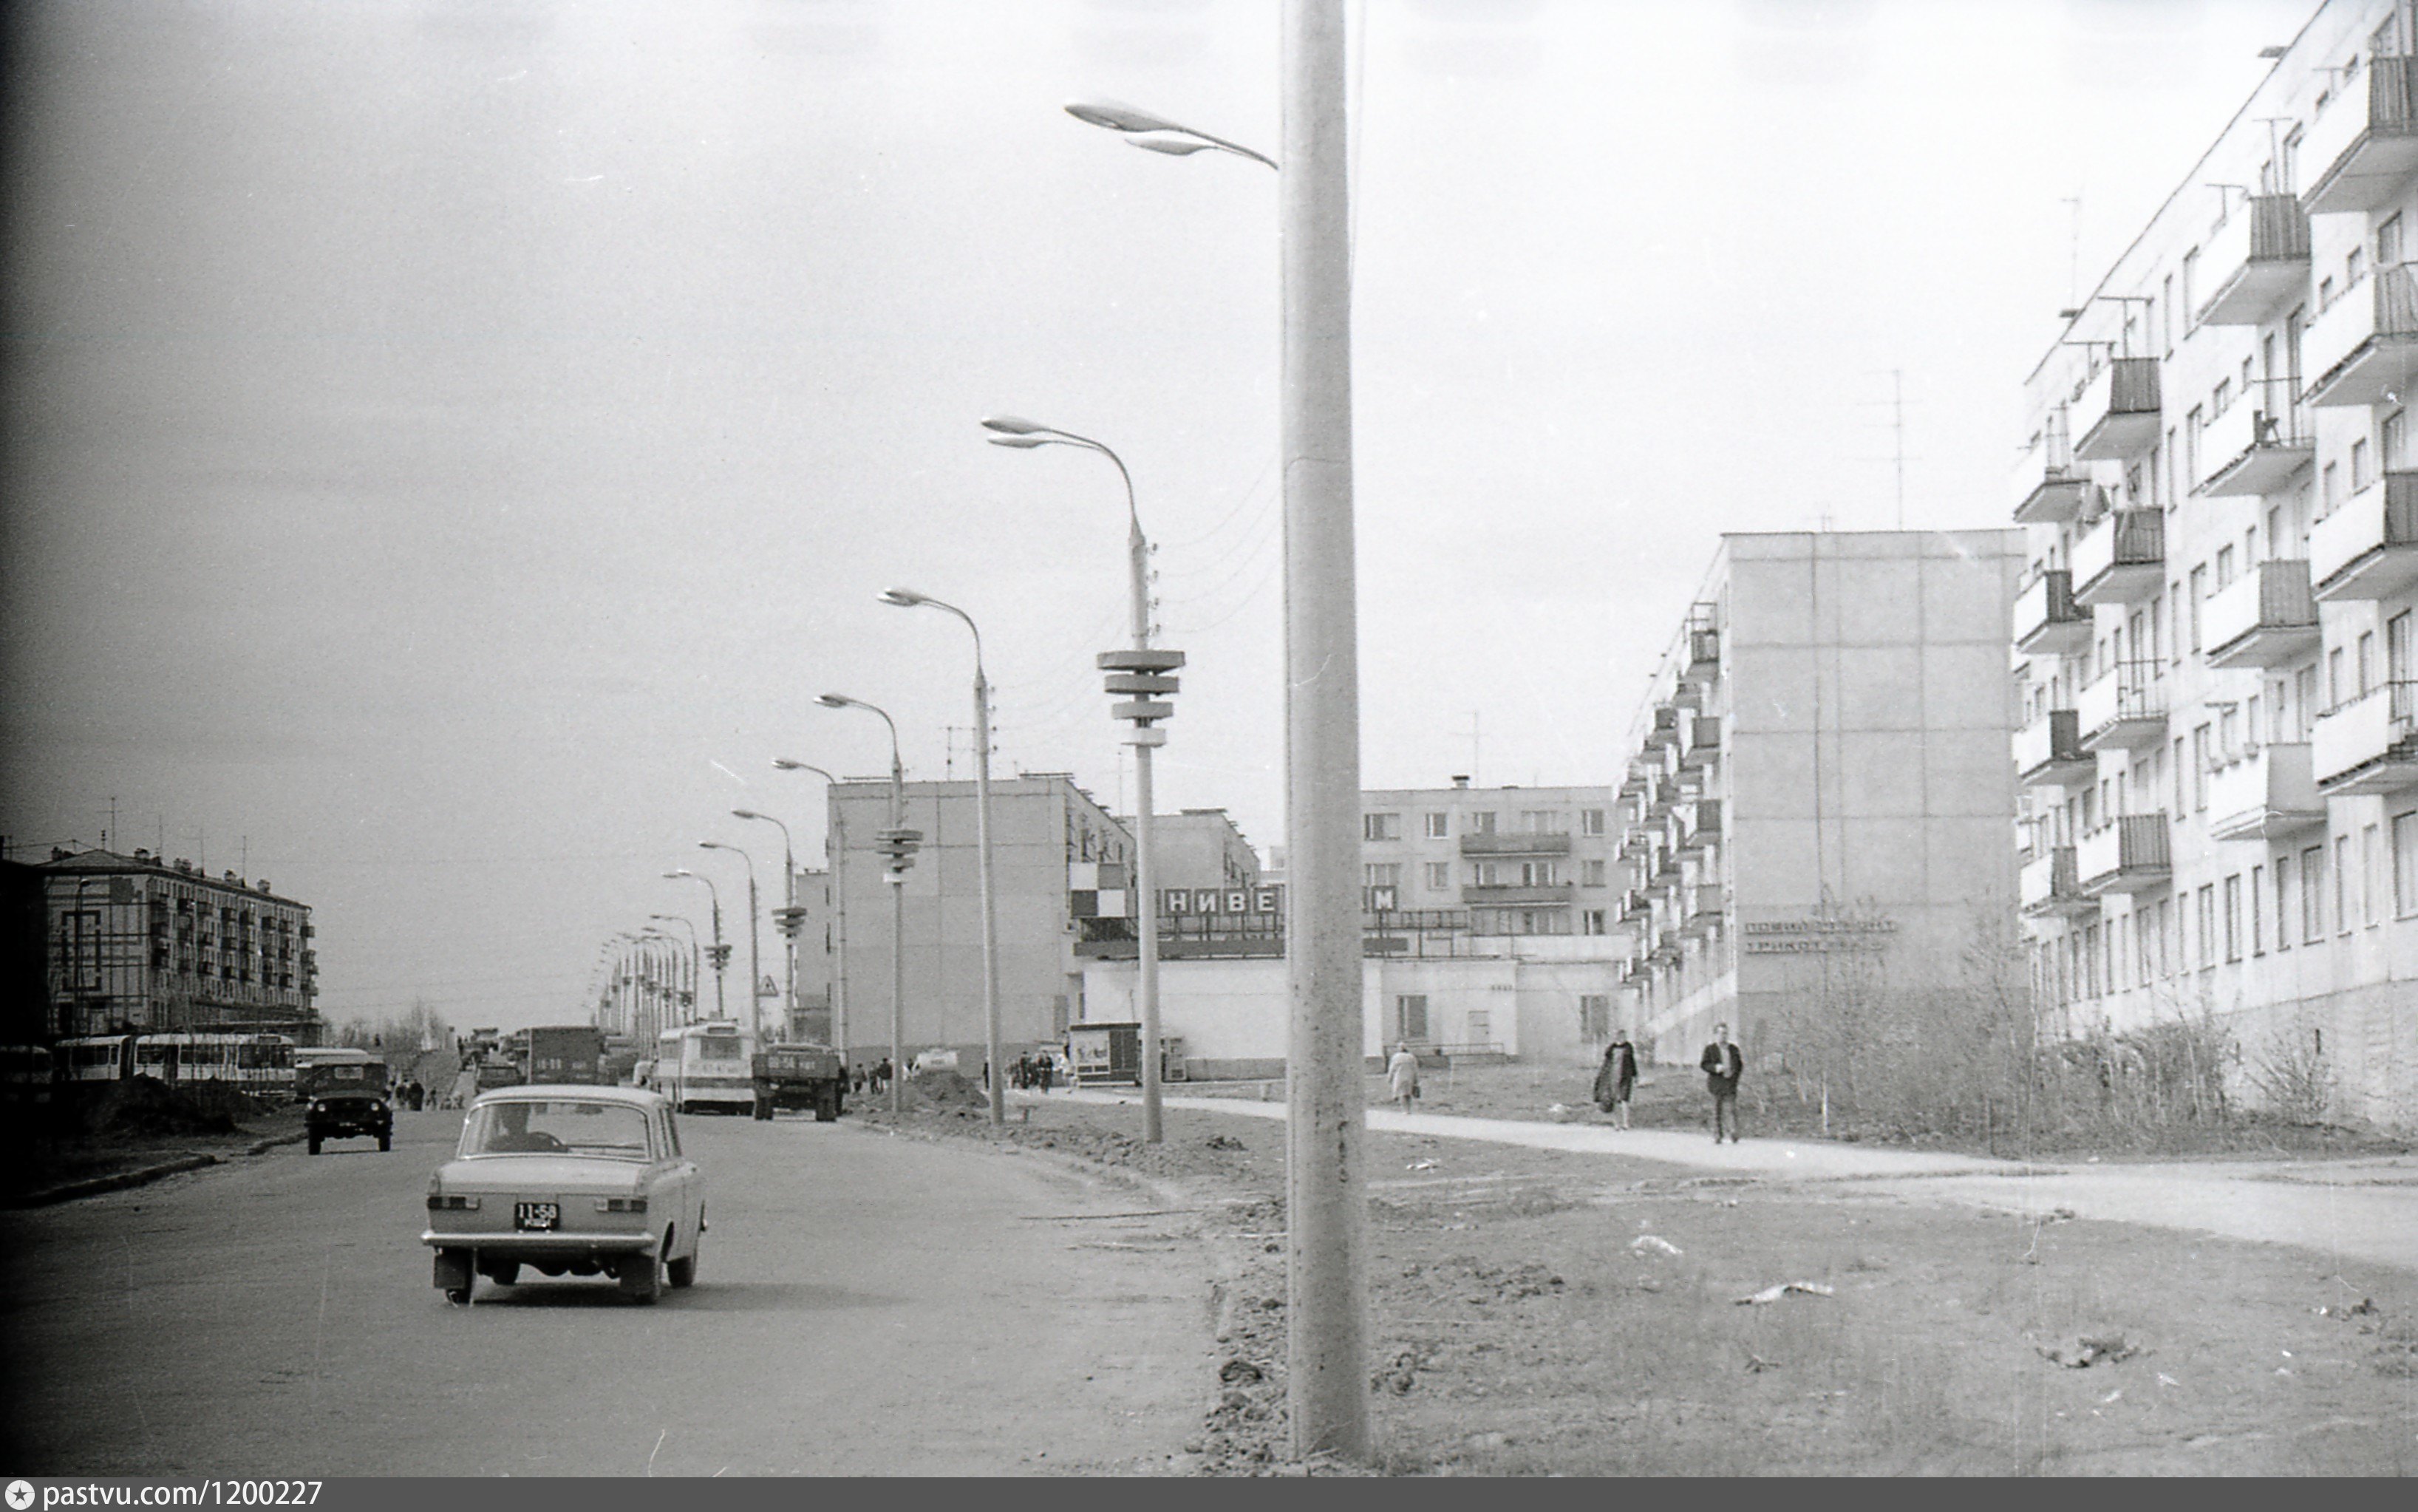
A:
[752,1100,772,1121]
[307,1134,321,1155]
[377,1131,392,1151]
[667,1226,698,1290]
[619,1241,662,1304]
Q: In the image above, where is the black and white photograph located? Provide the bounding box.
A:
[3,0,2415,1480]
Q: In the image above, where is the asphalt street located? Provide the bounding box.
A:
[2,1108,1210,1476]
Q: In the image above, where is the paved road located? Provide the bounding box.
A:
[1049,1089,2418,1273]
[2,1107,1210,1475]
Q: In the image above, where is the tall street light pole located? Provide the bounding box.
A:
[881,588,1004,1128]
[819,693,915,1115]
[647,913,701,1028]
[772,760,848,1055]
[1065,4,1367,1457]
[732,810,796,1041]
[699,841,763,1046]
[663,868,727,1022]
[979,418,1181,1143]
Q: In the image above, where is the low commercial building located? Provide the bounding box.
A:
[1615,531,2027,1063]
[37,847,320,1040]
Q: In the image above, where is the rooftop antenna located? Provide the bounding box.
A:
[2061,194,2082,310]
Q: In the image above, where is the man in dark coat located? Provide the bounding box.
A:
[1700,1023,1744,1143]
[1593,1034,1638,1128]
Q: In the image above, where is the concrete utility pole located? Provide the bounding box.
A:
[665,869,729,1022]
[819,695,915,1114]
[772,761,848,1052]
[700,842,763,1046]
[1281,0,1367,1462]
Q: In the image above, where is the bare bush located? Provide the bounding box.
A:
[2244,1014,2334,1126]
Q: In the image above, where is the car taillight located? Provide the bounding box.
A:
[595,1196,647,1214]
[425,1194,480,1211]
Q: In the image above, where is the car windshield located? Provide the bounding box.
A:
[460,1100,653,1160]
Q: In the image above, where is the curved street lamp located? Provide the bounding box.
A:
[698,840,764,1046]
[819,692,911,1114]
[773,760,849,1055]
[882,588,1003,1126]
[647,913,702,1028]
[662,868,727,1022]
[1063,98,1278,171]
[732,811,796,1043]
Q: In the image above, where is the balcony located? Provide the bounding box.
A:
[2071,508,2165,606]
[2196,194,2312,325]
[2012,410,2093,524]
[1677,715,1721,771]
[1680,798,1723,854]
[1465,882,1575,905]
[2312,471,2418,600]
[1680,885,1725,936]
[2019,846,2094,917]
[2207,743,2326,842]
[1684,625,1720,681]
[2314,681,2418,795]
[2194,381,2313,497]
[2300,55,2418,215]
[2012,569,2092,657]
[2076,814,2172,896]
[2203,559,2319,667]
[2302,264,2418,408]
[1618,889,1652,923]
[1460,831,1572,857]
[1642,705,1680,749]
[2071,357,2161,461]
[2076,660,2167,752]
[2014,707,2094,788]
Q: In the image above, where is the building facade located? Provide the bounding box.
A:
[1617,531,2026,1063]
[2011,0,2418,1128]
[37,847,319,1040]
[826,772,1131,1064]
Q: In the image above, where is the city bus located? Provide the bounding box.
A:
[651,1021,755,1114]
[59,1032,297,1097]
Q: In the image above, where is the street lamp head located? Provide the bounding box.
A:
[1129,134,1218,157]
[1063,98,1181,135]
[817,693,858,710]
[699,841,734,853]
[879,588,930,608]
[978,414,1051,436]
[772,759,806,771]
[663,868,695,879]
[986,435,1052,449]
[732,808,763,821]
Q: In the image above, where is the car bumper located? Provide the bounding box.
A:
[420,1229,658,1255]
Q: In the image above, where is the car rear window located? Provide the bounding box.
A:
[461,1100,653,1160]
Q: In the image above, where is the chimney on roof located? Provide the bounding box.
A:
[175,859,191,873]
[224,870,239,882]
[50,847,68,862]
[134,848,151,861]
[257,879,271,893]
[1451,774,1471,789]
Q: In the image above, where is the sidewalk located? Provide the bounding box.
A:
[1029,1087,2418,1272]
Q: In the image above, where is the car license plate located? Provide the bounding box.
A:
[514,1202,559,1231]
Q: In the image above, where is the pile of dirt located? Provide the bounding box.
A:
[899,1069,990,1112]
[71,1076,261,1138]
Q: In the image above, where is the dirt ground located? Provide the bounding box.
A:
[868,1090,2418,1476]
[0,1094,304,1200]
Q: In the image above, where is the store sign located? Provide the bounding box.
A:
[1157,885,1284,916]
[1739,916,1898,955]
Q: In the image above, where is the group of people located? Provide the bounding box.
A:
[849,1058,895,1098]
[1007,1053,1058,1092]
[1592,1022,1747,1143]
[393,1077,427,1111]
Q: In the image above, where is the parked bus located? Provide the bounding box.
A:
[0,1044,55,1106]
[60,1033,296,1097]
[651,1021,755,1114]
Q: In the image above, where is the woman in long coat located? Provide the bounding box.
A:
[1594,1035,1638,1127]
[1386,1043,1421,1110]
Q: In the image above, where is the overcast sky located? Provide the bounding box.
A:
[1,0,2322,1031]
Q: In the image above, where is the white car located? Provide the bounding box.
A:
[422,1085,704,1304]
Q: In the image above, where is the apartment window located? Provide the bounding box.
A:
[2330,646,2347,709]
[1578,995,1611,1042]
[2366,823,2385,926]
[1394,995,1428,1042]
[2198,885,2217,968]
[2392,612,2414,687]
[2276,855,2294,950]
[2354,436,2375,493]
[2224,875,2242,962]
[2192,724,2212,811]
[2171,736,2187,817]
[2303,845,2326,942]
[2186,406,2203,486]
[2323,460,2340,516]
[2385,214,2407,271]
[1471,861,1508,887]
[2212,378,2231,420]
[1581,910,1610,936]
[2216,544,2236,590]
[2188,565,2207,651]
[2320,276,2337,313]
[1466,811,1496,835]
[1364,862,1402,888]
[2182,246,2198,321]
[2252,864,2266,954]
[1519,810,1569,834]
[1364,813,1400,842]
[2396,811,2418,916]
[1580,808,1606,837]
[2349,246,2369,293]
[1423,811,1449,840]
[2360,630,2378,697]
[1423,861,1451,891]
[2335,834,2351,935]
[1518,860,1562,888]
[1580,859,1608,888]
[2163,272,2176,354]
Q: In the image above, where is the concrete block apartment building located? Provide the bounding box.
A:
[2011,0,2418,1128]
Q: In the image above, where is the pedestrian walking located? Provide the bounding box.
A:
[1700,1023,1744,1143]
[1036,1054,1055,1094]
[1386,1043,1421,1111]
[1593,1033,1637,1128]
